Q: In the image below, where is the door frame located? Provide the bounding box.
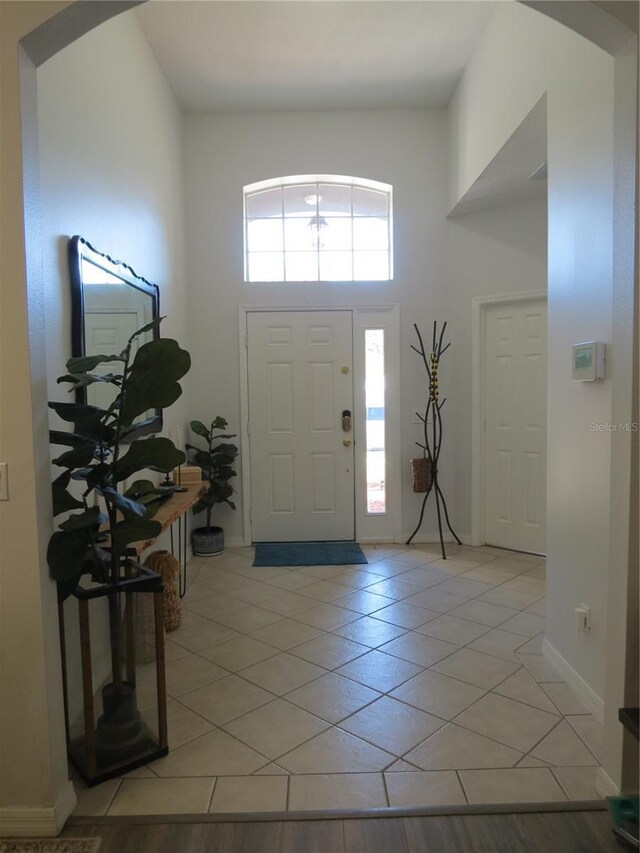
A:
[470,290,548,547]
[239,304,401,545]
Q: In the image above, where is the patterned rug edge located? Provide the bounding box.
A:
[0,839,100,853]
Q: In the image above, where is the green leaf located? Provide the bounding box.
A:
[101,486,147,518]
[51,471,84,515]
[124,479,157,499]
[49,401,104,424]
[86,463,111,491]
[128,316,163,343]
[65,353,124,373]
[47,530,91,582]
[59,506,103,531]
[57,372,122,388]
[56,577,79,602]
[190,449,213,471]
[115,436,185,482]
[189,420,210,440]
[119,414,162,444]
[49,402,114,443]
[49,430,92,448]
[53,442,98,469]
[110,517,161,562]
[120,338,191,426]
[211,416,228,431]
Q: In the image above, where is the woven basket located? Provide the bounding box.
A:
[144,550,182,632]
[411,457,432,493]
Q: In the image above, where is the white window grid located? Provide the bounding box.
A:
[243,175,393,283]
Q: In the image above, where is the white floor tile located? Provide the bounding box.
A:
[454,693,559,753]
[288,772,387,810]
[385,771,466,806]
[403,723,523,770]
[459,768,567,804]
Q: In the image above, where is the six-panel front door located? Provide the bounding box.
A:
[247,311,355,542]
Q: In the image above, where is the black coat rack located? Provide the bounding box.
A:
[407,321,461,559]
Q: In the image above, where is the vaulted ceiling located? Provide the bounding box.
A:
[135,1,495,112]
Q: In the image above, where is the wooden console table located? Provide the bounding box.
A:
[131,482,206,596]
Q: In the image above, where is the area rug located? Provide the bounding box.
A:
[0,841,100,853]
[253,541,367,566]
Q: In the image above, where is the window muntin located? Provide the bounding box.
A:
[244,176,392,283]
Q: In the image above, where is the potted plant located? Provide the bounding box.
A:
[187,417,239,556]
[48,318,190,783]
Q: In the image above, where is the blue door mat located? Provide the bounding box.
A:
[253,541,368,567]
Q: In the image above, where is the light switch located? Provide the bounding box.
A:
[0,463,8,500]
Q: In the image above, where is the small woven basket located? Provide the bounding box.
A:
[410,457,432,493]
[144,550,182,632]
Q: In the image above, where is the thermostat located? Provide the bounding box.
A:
[572,341,605,381]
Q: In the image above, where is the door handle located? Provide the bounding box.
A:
[343,439,352,447]
[342,410,352,432]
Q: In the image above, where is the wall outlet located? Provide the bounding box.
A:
[575,605,591,632]
[0,462,8,500]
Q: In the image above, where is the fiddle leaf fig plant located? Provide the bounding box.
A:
[187,416,239,532]
[48,318,191,600]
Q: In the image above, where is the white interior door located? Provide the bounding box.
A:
[84,310,141,409]
[483,299,547,553]
[247,311,354,542]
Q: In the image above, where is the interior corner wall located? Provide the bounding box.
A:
[448,2,615,704]
[37,9,188,435]
[183,109,453,546]
[446,196,548,541]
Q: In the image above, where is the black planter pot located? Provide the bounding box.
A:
[192,525,224,556]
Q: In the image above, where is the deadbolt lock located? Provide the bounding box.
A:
[343,439,352,447]
[340,366,350,374]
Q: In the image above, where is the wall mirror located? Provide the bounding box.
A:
[68,236,160,419]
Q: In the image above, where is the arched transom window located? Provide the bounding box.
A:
[243,175,393,282]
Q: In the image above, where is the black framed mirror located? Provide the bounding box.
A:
[68,236,160,419]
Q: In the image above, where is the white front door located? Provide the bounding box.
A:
[247,311,354,542]
[483,299,547,553]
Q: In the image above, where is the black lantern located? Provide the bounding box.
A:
[59,562,168,786]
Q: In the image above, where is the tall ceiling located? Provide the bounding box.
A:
[135,1,495,112]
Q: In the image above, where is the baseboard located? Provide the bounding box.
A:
[0,779,76,837]
[541,638,605,722]
[595,767,619,798]
[55,779,78,832]
[225,536,247,549]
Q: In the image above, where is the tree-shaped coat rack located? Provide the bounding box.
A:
[407,321,461,559]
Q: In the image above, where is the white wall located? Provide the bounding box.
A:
[35,4,188,793]
[0,1,77,833]
[184,109,456,544]
[38,10,188,426]
[447,196,548,540]
[449,2,615,707]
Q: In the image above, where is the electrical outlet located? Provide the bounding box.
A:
[575,605,591,632]
[0,463,8,500]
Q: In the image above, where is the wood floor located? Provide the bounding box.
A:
[65,809,621,852]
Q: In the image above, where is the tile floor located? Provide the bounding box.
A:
[72,543,604,816]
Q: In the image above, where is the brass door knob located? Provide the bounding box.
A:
[343,439,352,447]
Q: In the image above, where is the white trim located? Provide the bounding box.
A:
[0,779,77,838]
[542,638,605,722]
[239,304,401,545]
[471,290,548,547]
[595,768,620,798]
